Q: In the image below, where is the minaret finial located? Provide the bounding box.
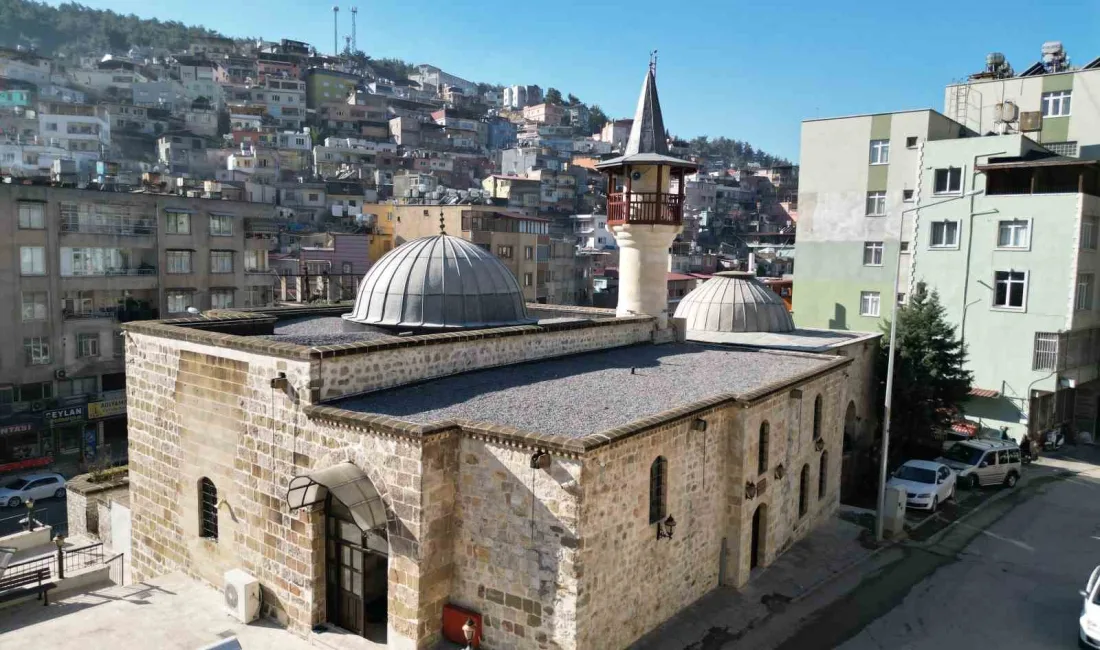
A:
[650,50,658,77]
[439,209,447,236]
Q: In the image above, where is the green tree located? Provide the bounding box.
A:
[566,93,581,106]
[587,104,608,134]
[544,87,563,105]
[876,282,973,463]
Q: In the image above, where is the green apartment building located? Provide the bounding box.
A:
[796,54,1100,441]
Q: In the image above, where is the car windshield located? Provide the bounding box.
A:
[943,445,984,466]
[894,466,936,484]
[3,478,29,490]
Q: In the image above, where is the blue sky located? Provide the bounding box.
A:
[47,0,1100,160]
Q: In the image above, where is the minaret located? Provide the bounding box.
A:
[597,56,697,327]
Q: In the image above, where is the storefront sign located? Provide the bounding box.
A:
[0,456,52,474]
[44,405,86,425]
[88,398,126,420]
[0,421,35,436]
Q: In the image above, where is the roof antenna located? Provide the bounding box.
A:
[439,209,447,236]
[650,49,658,78]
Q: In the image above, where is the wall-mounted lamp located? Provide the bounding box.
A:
[529,450,551,470]
[270,372,288,390]
[691,417,707,432]
[656,514,676,540]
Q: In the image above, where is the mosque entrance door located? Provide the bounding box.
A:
[750,503,766,569]
[326,494,388,638]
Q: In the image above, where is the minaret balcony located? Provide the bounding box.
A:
[607,192,684,227]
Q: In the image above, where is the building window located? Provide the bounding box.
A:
[799,464,810,518]
[897,292,907,304]
[244,250,268,272]
[18,203,45,229]
[210,289,233,310]
[860,291,881,317]
[524,246,534,260]
[209,215,233,236]
[1076,273,1094,311]
[648,456,667,524]
[869,139,890,165]
[166,250,192,274]
[863,242,883,266]
[865,191,886,216]
[497,245,513,259]
[818,451,828,500]
[902,189,914,202]
[524,272,533,287]
[1033,332,1059,371]
[993,270,1027,310]
[167,291,192,314]
[997,219,1030,249]
[1041,90,1072,117]
[23,337,50,365]
[899,241,910,253]
[308,193,319,202]
[812,394,823,440]
[76,333,99,358]
[905,136,918,149]
[210,251,233,273]
[58,376,96,398]
[930,220,959,248]
[166,211,191,234]
[20,246,46,275]
[933,167,963,194]
[114,330,125,358]
[758,421,769,475]
[199,477,219,540]
[1082,217,1098,250]
[21,292,48,322]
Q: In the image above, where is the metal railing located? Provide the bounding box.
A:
[607,192,684,226]
[2,541,103,582]
[105,552,125,585]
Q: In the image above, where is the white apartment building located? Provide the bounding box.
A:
[38,103,110,154]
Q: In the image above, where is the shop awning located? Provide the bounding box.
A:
[969,387,1001,399]
[286,462,387,532]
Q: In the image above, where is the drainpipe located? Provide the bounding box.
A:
[958,151,1005,344]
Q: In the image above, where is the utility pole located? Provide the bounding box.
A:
[332,6,339,57]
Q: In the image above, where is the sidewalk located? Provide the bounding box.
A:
[629,517,875,650]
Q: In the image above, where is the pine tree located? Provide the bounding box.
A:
[877,282,973,462]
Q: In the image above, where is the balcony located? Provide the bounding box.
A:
[607,192,684,226]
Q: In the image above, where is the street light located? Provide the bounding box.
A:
[875,188,983,542]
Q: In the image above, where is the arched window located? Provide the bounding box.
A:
[649,456,667,524]
[798,464,810,518]
[812,394,823,440]
[818,451,828,500]
[199,477,219,540]
[758,421,770,475]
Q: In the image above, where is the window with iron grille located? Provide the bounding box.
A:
[649,456,667,524]
[1033,332,1059,371]
[799,464,810,518]
[819,452,828,500]
[813,394,823,440]
[199,477,218,539]
[758,421,769,475]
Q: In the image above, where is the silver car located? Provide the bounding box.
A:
[0,472,67,507]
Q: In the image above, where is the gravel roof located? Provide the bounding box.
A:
[335,343,833,437]
[262,316,400,346]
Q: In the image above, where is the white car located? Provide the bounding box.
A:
[887,460,956,511]
[1081,566,1100,648]
[0,472,67,508]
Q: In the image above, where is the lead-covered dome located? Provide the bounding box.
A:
[343,234,533,330]
[673,271,794,334]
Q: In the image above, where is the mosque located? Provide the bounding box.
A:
[122,65,880,650]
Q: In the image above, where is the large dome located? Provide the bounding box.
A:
[343,234,533,330]
[673,271,795,334]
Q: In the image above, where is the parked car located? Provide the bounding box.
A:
[887,459,957,511]
[0,472,67,508]
[1080,565,1100,648]
[937,439,1021,489]
[940,431,973,453]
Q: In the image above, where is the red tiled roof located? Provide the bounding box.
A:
[667,272,697,282]
[968,387,1000,399]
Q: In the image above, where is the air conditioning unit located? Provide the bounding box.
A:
[1020,111,1042,132]
[223,569,261,623]
[54,369,67,380]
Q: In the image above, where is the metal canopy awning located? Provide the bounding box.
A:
[286,462,387,532]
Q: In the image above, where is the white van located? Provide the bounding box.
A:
[937,439,1022,489]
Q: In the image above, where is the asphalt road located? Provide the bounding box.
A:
[769,449,1100,650]
[0,494,68,537]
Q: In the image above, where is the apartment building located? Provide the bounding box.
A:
[38,102,111,154]
[392,205,551,302]
[796,49,1100,441]
[0,185,273,476]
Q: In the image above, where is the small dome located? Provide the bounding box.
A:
[343,234,533,330]
[673,271,794,334]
